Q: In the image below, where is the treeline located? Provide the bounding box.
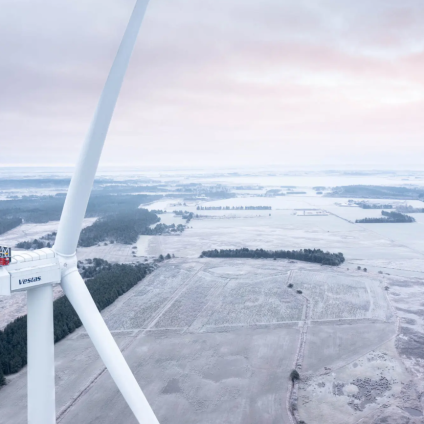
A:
[201,248,345,266]
[0,178,71,190]
[357,202,393,209]
[265,189,284,196]
[78,209,160,247]
[173,210,194,222]
[0,217,22,235]
[16,239,48,250]
[0,261,154,385]
[98,185,169,195]
[144,223,186,235]
[396,205,424,213]
[16,232,56,250]
[356,211,415,223]
[78,258,112,279]
[234,186,263,190]
[0,178,162,191]
[196,206,271,210]
[78,209,188,247]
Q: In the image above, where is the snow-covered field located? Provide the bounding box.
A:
[291,270,392,321]
[1,218,96,246]
[0,258,409,424]
[2,172,424,423]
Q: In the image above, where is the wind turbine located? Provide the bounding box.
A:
[0,1,159,423]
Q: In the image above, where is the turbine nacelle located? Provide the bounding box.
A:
[0,248,79,296]
[0,248,61,296]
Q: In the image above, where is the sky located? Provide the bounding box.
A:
[1,0,424,169]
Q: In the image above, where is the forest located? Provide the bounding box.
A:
[78,209,186,247]
[0,217,22,236]
[328,185,424,199]
[356,211,416,223]
[78,209,160,246]
[201,248,345,266]
[0,261,154,386]
[0,193,162,235]
[14,209,186,249]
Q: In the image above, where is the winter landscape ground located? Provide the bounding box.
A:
[1,171,424,423]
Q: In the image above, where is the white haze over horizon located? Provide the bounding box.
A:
[1,0,424,169]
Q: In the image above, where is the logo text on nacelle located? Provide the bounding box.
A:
[19,277,42,285]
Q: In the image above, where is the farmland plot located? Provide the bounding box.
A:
[202,274,304,327]
[103,262,204,331]
[154,271,220,329]
[291,270,391,321]
[0,258,405,424]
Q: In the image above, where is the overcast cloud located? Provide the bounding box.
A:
[1,0,424,168]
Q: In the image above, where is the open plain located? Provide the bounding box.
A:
[0,257,417,424]
[2,174,424,423]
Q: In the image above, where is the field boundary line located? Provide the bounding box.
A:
[143,264,206,331]
[58,264,204,421]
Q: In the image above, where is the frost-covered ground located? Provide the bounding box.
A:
[1,173,424,423]
[298,270,424,424]
[0,258,411,424]
[141,210,423,264]
[1,218,96,246]
[0,286,64,330]
[0,218,95,329]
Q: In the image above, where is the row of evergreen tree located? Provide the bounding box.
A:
[356,211,416,223]
[201,248,345,266]
[173,210,194,222]
[357,202,393,209]
[0,261,154,386]
[196,206,271,210]
[144,223,186,235]
[16,239,48,250]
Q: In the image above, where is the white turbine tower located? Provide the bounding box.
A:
[0,1,160,423]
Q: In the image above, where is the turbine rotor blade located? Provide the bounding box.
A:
[55,0,150,256]
[61,270,159,424]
